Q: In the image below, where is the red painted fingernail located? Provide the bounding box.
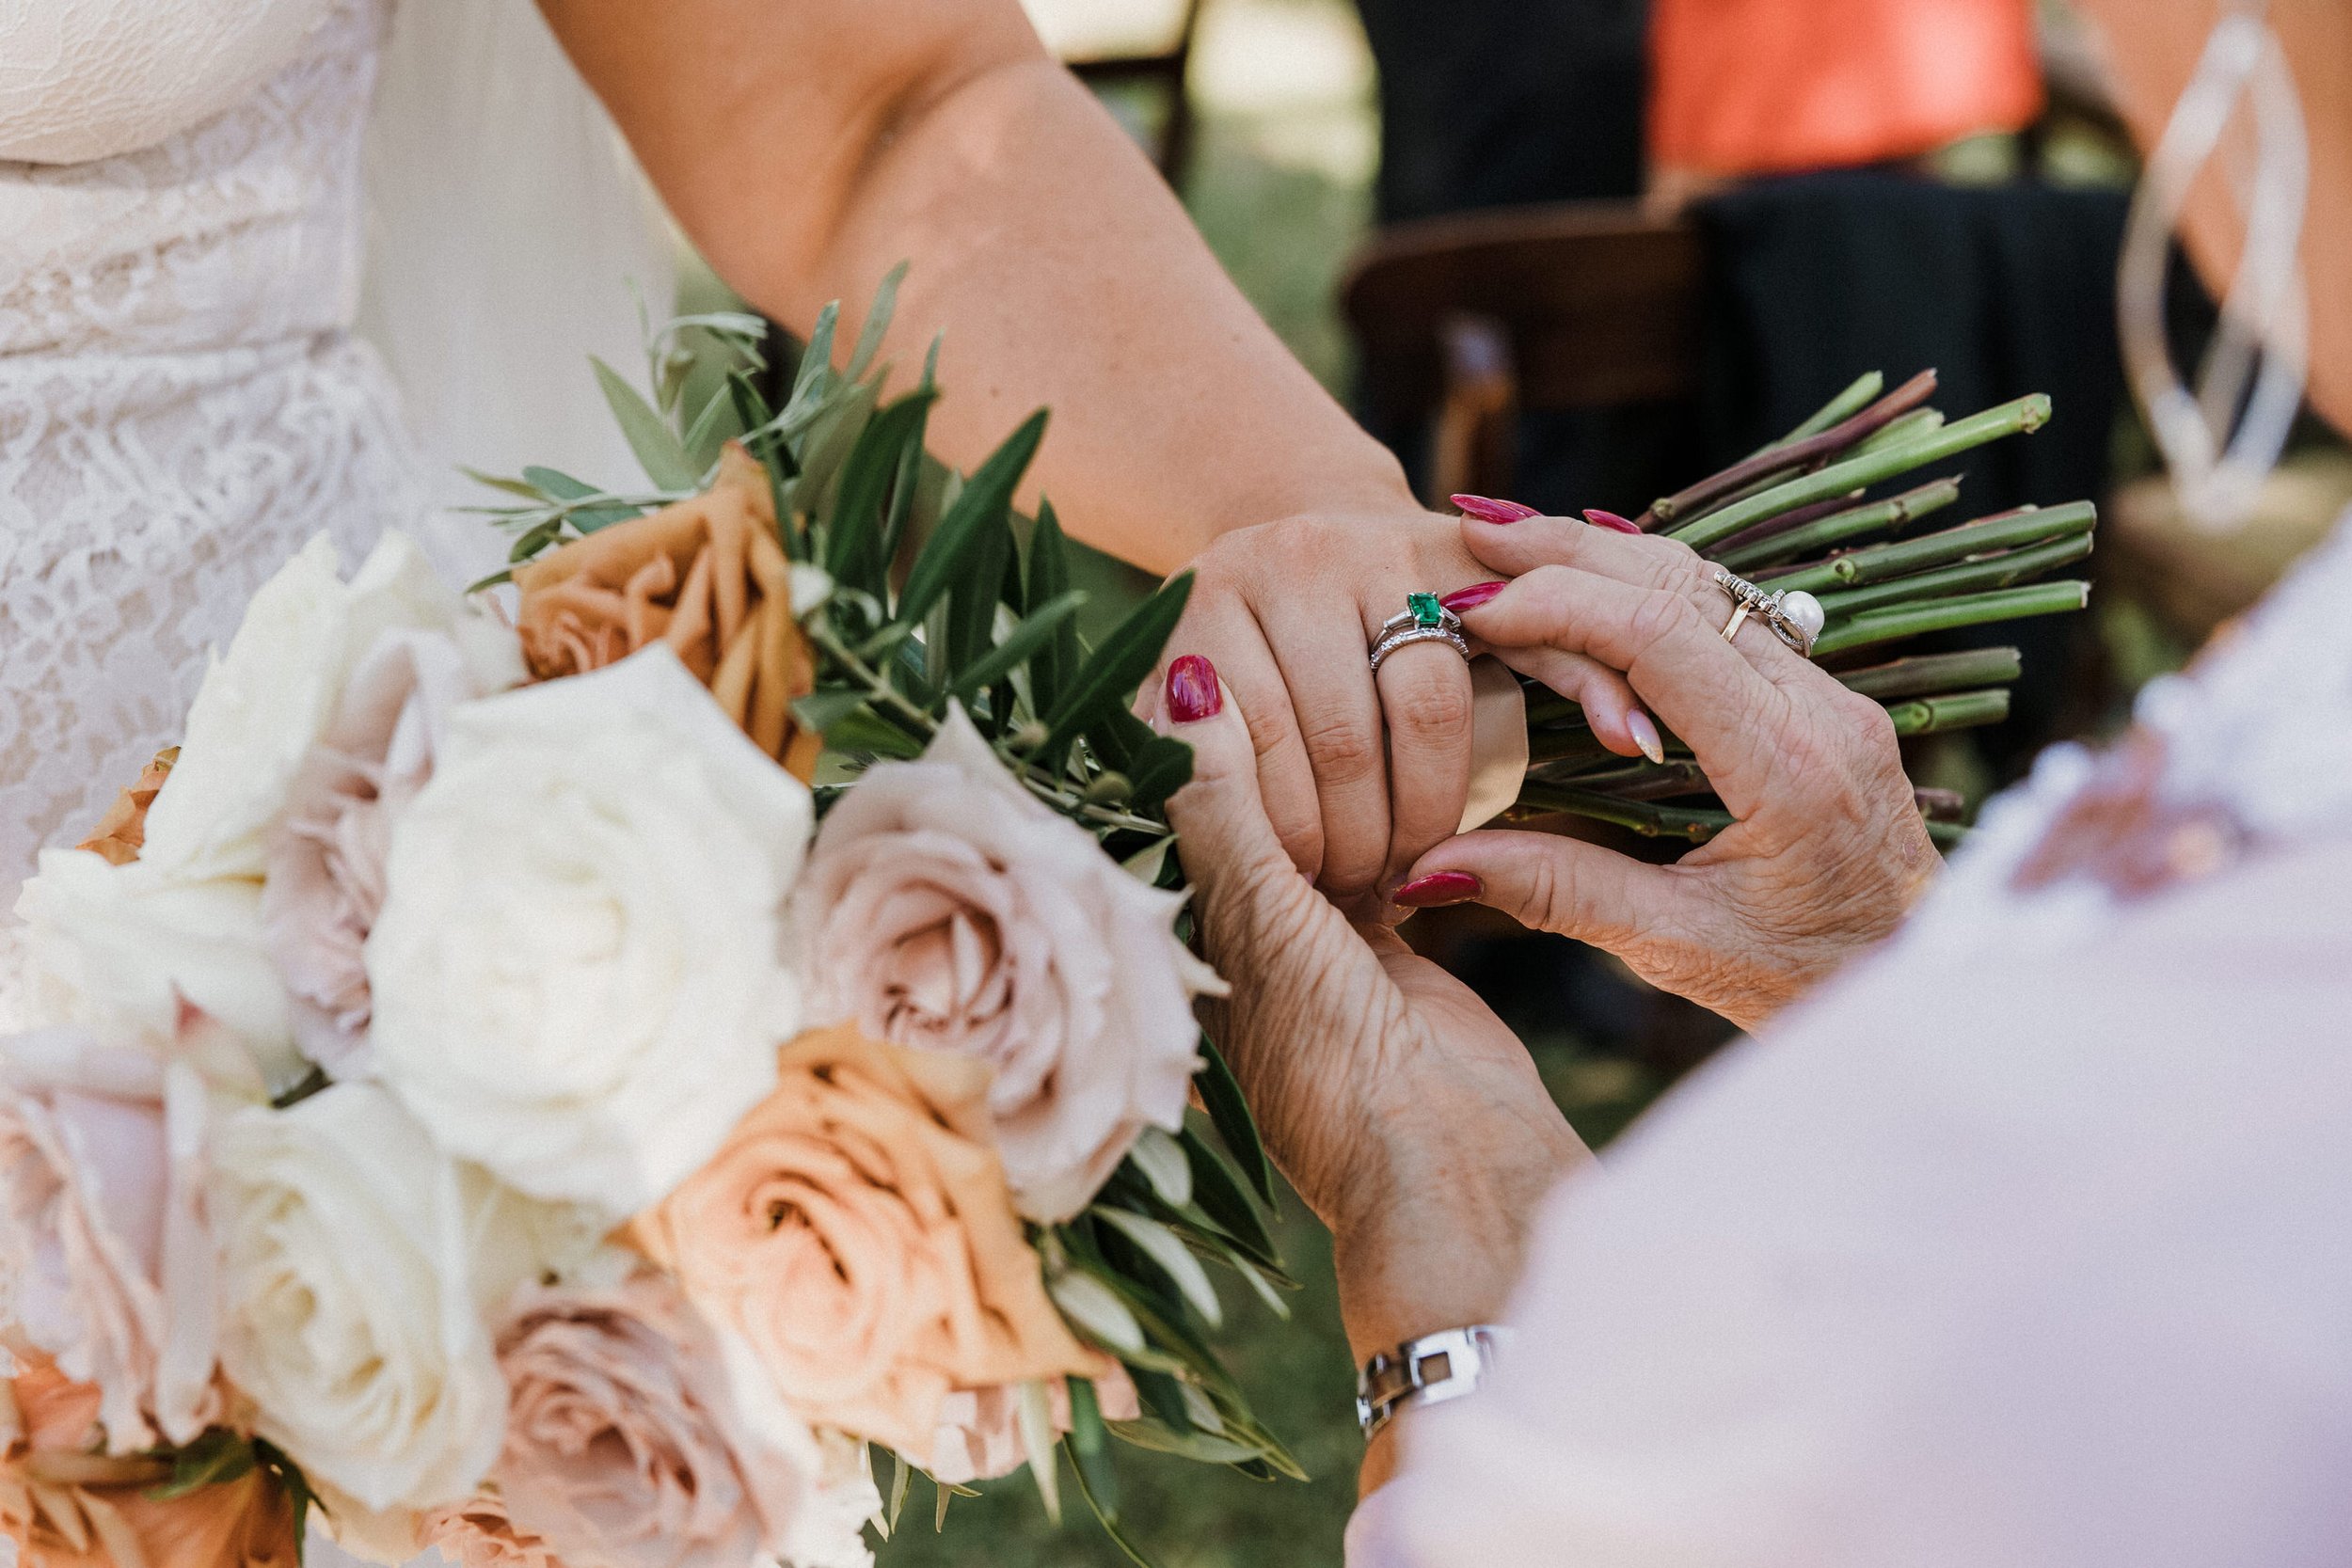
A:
[1391,870,1483,909]
[1166,655,1222,722]
[1451,495,1541,524]
[1440,580,1507,612]
[1583,509,1643,534]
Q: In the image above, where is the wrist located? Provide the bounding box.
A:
[1327,1077,1583,1365]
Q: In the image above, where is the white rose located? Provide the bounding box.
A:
[366,646,812,1218]
[143,531,481,884]
[13,849,305,1089]
[209,1083,507,1513]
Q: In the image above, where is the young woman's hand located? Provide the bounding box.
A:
[1161,506,1649,917]
[1397,511,1941,1030]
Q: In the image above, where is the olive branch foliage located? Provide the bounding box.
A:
[472,268,1295,1562]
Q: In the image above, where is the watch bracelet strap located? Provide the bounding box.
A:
[1355,1324,1512,1439]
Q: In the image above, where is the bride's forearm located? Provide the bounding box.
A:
[540,0,1418,574]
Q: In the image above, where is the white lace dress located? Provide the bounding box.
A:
[0,0,424,1020]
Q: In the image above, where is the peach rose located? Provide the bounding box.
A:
[421,1492,563,1568]
[450,1272,803,1568]
[633,1026,1095,1459]
[793,705,1223,1221]
[72,751,178,868]
[0,1362,299,1568]
[515,445,821,781]
[928,1369,1140,1487]
[261,627,511,1078]
[0,1027,216,1454]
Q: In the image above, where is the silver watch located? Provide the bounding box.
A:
[1355,1324,1511,1439]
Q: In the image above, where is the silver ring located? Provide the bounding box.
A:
[1369,625,1470,673]
[1711,568,1824,658]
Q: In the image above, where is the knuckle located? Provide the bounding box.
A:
[1295,709,1382,783]
[1385,671,1473,739]
[1629,587,1701,648]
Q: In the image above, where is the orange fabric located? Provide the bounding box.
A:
[1650,0,2043,177]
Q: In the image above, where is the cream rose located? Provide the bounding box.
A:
[209,1083,506,1512]
[793,705,1222,1221]
[633,1026,1097,1461]
[141,531,475,884]
[13,849,305,1089]
[431,1272,803,1568]
[365,646,811,1218]
[262,627,509,1079]
[0,1026,217,1452]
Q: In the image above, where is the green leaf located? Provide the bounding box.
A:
[822,708,926,760]
[795,378,881,517]
[1120,735,1194,812]
[793,301,841,410]
[461,467,552,501]
[146,1430,255,1501]
[516,466,641,533]
[877,391,937,572]
[1018,1380,1061,1524]
[1095,1206,1223,1328]
[792,689,877,735]
[946,591,1089,701]
[1194,1037,1275,1206]
[898,409,1049,630]
[1039,571,1195,760]
[847,260,909,382]
[1025,500,1081,719]
[1177,1126,1279,1267]
[680,382,746,474]
[1066,1378,1120,1526]
[824,390,935,597]
[946,510,1015,679]
[1107,1418,1263,1466]
[592,356,699,491]
[884,1449,910,1538]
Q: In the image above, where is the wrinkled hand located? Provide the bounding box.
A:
[1402,512,1941,1031]
[1152,654,1584,1377]
[1161,509,1648,917]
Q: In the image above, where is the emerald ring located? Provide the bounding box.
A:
[1370,593,1470,673]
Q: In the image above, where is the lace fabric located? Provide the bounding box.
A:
[0,0,430,1024]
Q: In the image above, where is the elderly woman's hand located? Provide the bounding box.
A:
[1152,655,1586,1372]
[1397,512,1943,1031]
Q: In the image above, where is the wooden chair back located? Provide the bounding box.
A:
[1341,201,1706,501]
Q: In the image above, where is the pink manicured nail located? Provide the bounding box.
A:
[1166,656,1222,722]
[1583,509,1643,534]
[1627,710,1665,765]
[1440,580,1508,613]
[1451,495,1541,525]
[1392,870,1483,909]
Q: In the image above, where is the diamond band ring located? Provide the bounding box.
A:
[1370,593,1470,673]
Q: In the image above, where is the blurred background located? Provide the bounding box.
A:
[856,1,2352,1562]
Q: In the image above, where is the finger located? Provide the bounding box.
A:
[1447,580,1649,759]
[1371,638,1474,892]
[1164,599,1324,879]
[1156,655,1295,907]
[1394,828,1692,950]
[1249,591,1392,904]
[1462,512,1810,682]
[1453,565,1794,816]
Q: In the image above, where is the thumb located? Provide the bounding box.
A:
[1156,655,1294,909]
[1398,829,1684,947]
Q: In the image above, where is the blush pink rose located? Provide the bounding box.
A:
[262,628,506,1079]
[436,1272,803,1568]
[792,705,1223,1222]
[0,1026,216,1453]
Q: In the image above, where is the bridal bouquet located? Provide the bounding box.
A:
[0,278,1295,1567]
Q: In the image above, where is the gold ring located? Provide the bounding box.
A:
[1720,601,1753,642]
